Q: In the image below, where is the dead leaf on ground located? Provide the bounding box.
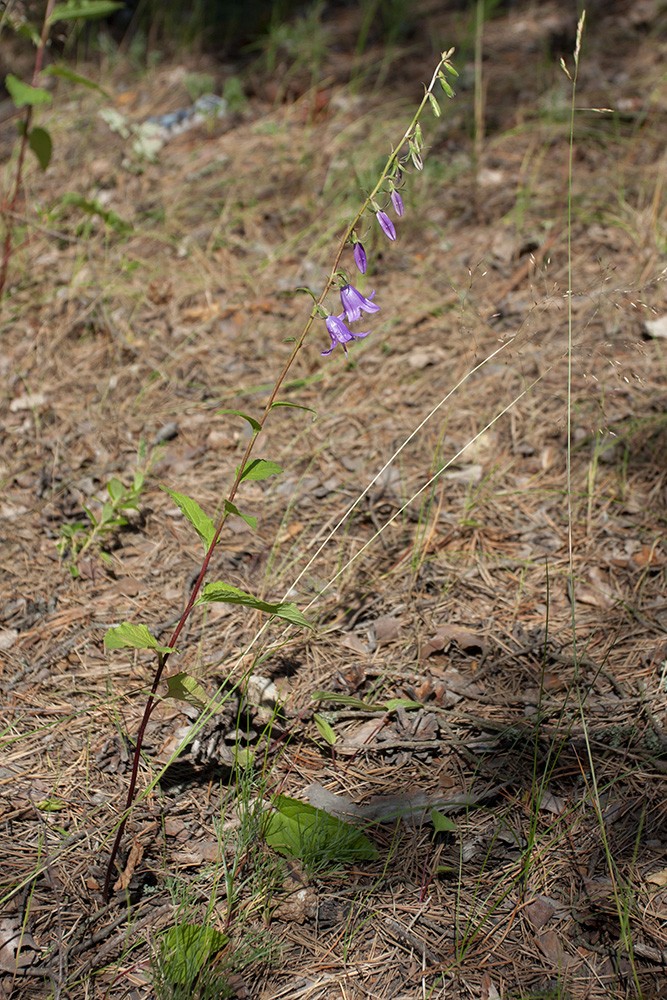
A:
[646,867,667,887]
[0,917,40,974]
[114,836,145,892]
[421,625,486,660]
[371,614,402,643]
[480,973,502,1000]
[524,895,556,930]
[535,929,571,968]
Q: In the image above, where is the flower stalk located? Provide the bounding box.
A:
[103,48,457,898]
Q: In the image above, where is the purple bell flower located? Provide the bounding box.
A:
[322,313,370,356]
[353,241,367,275]
[390,189,404,217]
[339,283,380,323]
[376,209,396,241]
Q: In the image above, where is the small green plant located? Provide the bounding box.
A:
[264,795,378,876]
[0,0,122,296]
[249,1,329,103]
[152,921,231,1000]
[57,442,157,575]
[184,71,216,103]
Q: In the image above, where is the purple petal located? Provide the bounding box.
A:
[353,241,367,275]
[390,190,404,217]
[376,209,396,241]
[340,284,380,323]
[322,312,370,355]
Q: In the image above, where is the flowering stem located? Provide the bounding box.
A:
[0,0,55,299]
[102,49,455,898]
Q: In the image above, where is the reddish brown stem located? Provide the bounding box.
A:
[0,0,56,299]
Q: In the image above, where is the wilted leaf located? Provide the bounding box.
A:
[264,795,378,871]
[196,581,312,629]
[0,917,39,974]
[646,867,667,887]
[104,621,176,654]
[163,488,215,549]
[421,625,486,660]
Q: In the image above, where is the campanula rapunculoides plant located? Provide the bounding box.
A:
[102,49,458,898]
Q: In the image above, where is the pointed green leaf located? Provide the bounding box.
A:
[311,691,382,710]
[163,488,215,549]
[104,621,176,654]
[160,923,227,985]
[44,64,111,97]
[5,75,52,108]
[107,477,125,502]
[49,1,124,24]
[313,713,336,746]
[264,795,378,871]
[270,400,317,419]
[239,459,283,483]
[197,581,312,629]
[430,809,457,834]
[166,672,211,711]
[28,126,52,170]
[223,500,257,531]
[384,698,422,711]
[36,798,66,812]
[217,408,261,433]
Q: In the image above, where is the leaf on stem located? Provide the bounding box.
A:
[104,621,176,654]
[270,400,317,419]
[5,75,52,108]
[163,488,216,549]
[49,1,125,24]
[166,672,218,711]
[238,458,283,483]
[223,500,257,530]
[217,408,262,433]
[44,64,111,98]
[196,582,312,629]
[313,713,337,746]
[28,127,52,170]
